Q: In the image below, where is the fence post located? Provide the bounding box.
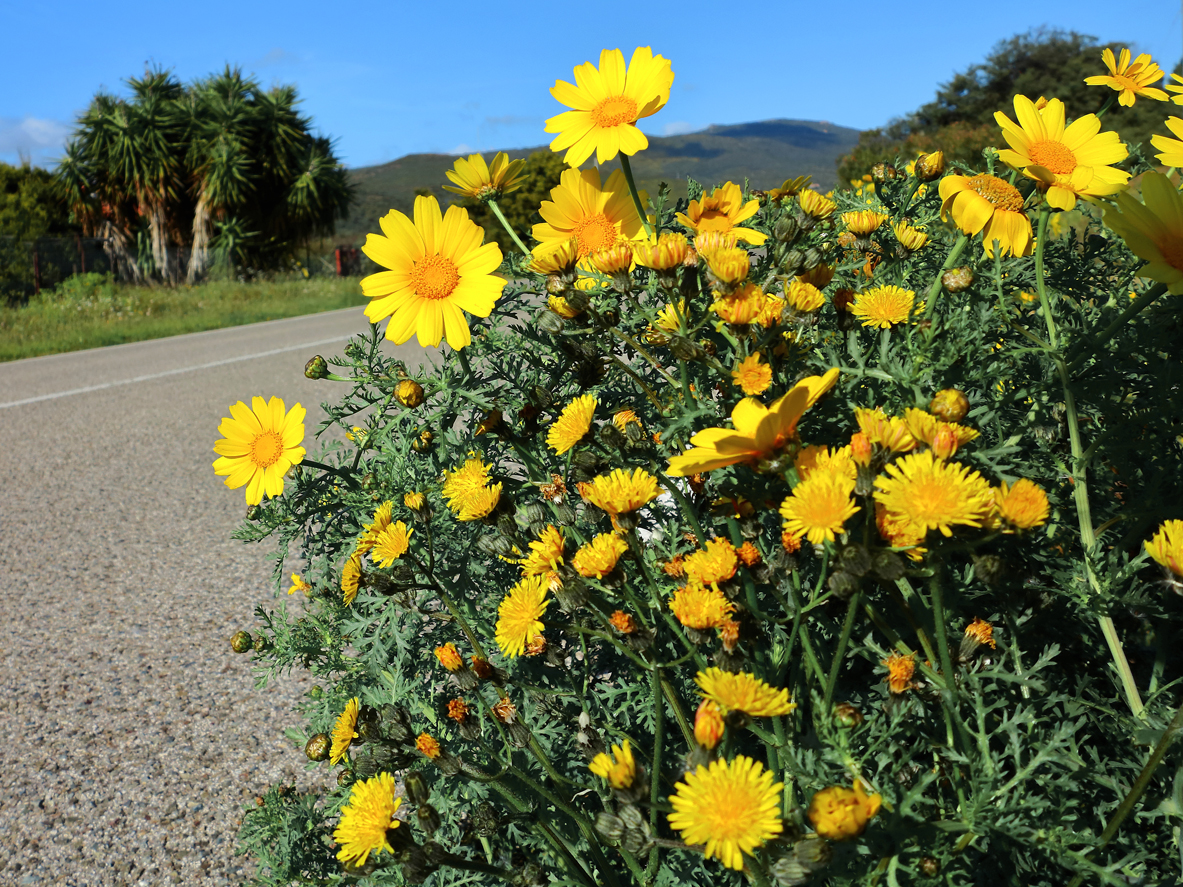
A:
[335,247,343,276]
[32,241,41,296]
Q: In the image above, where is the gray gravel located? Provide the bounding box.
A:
[0,308,428,886]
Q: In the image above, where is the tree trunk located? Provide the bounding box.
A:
[187,194,212,284]
[100,220,143,284]
[145,198,170,283]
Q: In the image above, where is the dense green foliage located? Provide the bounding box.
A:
[0,163,71,241]
[837,30,1175,182]
[55,67,353,283]
[228,142,1183,886]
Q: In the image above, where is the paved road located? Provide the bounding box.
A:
[0,308,429,886]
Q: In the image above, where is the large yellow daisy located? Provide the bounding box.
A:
[1104,172,1183,293]
[532,167,647,262]
[667,368,840,476]
[939,173,1033,257]
[1084,48,1169,107]
[361,195,505,350]
[994,95,1129,210]
[668,756,784,871]
[545,47,674,167]
[213,396,306,506]
[780,473,859,544]
[676,182,767,245]
[333,772,402,866]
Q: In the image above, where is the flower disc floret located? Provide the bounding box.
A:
[547,394,597,454]
[874,450,994,538]
[333,773,402,866]
[667,755,784,871]
[496,574,550,658]
[545,47,674,167]
[213,396,306,505]
[361,195,505,350]
[695,667,795,717]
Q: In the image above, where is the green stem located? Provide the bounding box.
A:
[1064,699,1183,887]
[645,668,665,882]
[822,591,861,719]
[922,233,969,318]
[619,154,654,238]
[486,197,531,256]
[1066,283,1168,376]
[661,675,696,748]
[1034,207,1058,349]
[300,458,360,490]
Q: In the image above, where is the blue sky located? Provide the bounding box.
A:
[2,0,1179,170]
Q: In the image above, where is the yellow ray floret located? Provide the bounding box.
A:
[442,151,527,199]
[676,182,767,245]
[1104,172,1183,294]
[695,667,795,717]
[1083,48,1169,107]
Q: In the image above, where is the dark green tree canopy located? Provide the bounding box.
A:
[57,66,354,282]
[838,29,1175,182]
[0,163,71,241]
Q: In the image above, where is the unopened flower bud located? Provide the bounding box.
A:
[304,355,329,379]
[774,215,800,243]
[942,266,974,293]
[792,834,833,872]
[931,426,960,459]
[537,310,565,335]
[230,630,253,654]
[595,812,625,843]
[694,699,725,750]
[474,801,499,838]
[827,570,860,600]
[405,771,430,805]
[337,769,354,787]
[838,544,872,577]
[914,151,945,182]
[973,553,1005,587]
[871,162,898,184]
[397,380,425,409]
[871,550,906,582]
[833,702,864,730]
[305,733,331,761]
[771,855,810,887]
[929,388,970,423]
[416,804,442,838]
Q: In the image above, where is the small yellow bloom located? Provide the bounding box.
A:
[993,478,1050,531]
[287,573,311,596]
[495,574,550,658]
[807,783,882,841]
[841,210,888,236]
[546,47,674,167]
[613,409,642,432]
[333,772,402,866]
[694,699,725,749]
[670,584,735,629]
[965,617,996,649]
[416,733,441,759]
[434,643,464,672]
[331,697,360,765]
[797,263,835,289]
[731,353,773,395]
[532,167,647,260]
[904,408,979,453]
[547,294,582,318]
[874,450,994,539]
[693,230,739,258]
[371,520,413,568]
[404,491,426,511]
[341,552,363,605]
[609,610,637,633]
[855,407,917,454]
[442,151,527,199]
[547,394,597,454]
[882,652,915,694]
[704,246,751,286]
[677,182,767,245]
[580,467,661,515]
[851,285,916,329]
[683,538,739,587]
[212,396,306,505]
[1146,520,1183,576]
[572,532,629,578]
[695,667,795,717]
[710,282,766,324]
[797,189,837,219]
[442,458,502,521]
[531,237,582,276]
[892,221,929,251]
[589,739,636,789]
[1084,48,1169,106]
[785,279,824,313]
[634,232,691,270]
[520,525,566,577]
[780,472,859,545]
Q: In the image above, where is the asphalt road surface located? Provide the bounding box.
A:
[0,307,429,886]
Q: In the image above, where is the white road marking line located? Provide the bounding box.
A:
[0,335,354,409]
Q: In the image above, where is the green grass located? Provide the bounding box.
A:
[0,273,367,362]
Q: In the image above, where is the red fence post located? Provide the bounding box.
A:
[335,247,343,276]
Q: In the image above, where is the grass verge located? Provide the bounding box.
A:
[0,274,367,362]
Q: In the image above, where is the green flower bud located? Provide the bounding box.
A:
[839,544,872,578]
[872,551,906,582]
[827,570,860,600]
[416,804,442,837]
[941,266,974,293]
[230,631,253,654]
[595,812,625,843]
[304,355,329,379]
[305,733,331,762]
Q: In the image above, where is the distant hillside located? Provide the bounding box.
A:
[338,119,860,245]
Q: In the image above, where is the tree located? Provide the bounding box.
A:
[837,29,1173,182]
[57,66,353,283]
[459,150,566,253]
[0,163,71,241]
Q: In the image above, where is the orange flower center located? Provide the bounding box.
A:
[1027,140,1077,175]
[591,96,639,128]
[250,430,284,468]
[573,212,617,255]
[410,253,460,300]
[967,174,1024,212]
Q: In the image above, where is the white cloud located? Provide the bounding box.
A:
[661,121,699,137]
[0,117,72,168]
[449,143,476,155]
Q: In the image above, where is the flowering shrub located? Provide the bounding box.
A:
[220,45,1183,887]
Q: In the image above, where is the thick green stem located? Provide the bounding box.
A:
[822,591,861,719]
[922,233,969,318]
[619,154,654,238]
[645,667,665,882]
[1034,207,1058,349]
[486,198,532,256]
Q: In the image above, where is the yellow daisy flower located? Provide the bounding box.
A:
[356,501,394,554]
[785,280,824,313]
[1151,117,1183,167]
[668,756,784,871]
[695,667,795,717]
[892,221,929,251]
[994,95,1129,210]
[731,353,773,396]
[613,409,643,432]
[634,232,691,270]
[1146,520,1183,576]
[520,525,566,577]
[883,652,915,694]
[798,189,837,219]
[545,47,674,167]
[434,643,464,671]
[855,407,917,453]
[441,458,502,521]
[589,739,636,789]
[442,151,527,199]
[704,246,752,287]
[682,538,740,588]
[1104,171,1183,293]
[667,368,840,476]
[841,210,888,237]
[212,396,306,506]
[965,618,996,649]
[532,167,647,261]
[341,552,363,605]
[851,285,916,328]
[807,782,881,842]
[993,478,1050,532]
[794,444,857,483]
[670,584,735,629]
[694,699,725,749]
[496,574,550,658]
[330,697,360,765]
[547,394,597,454]
[904,408,979,451]
[287,573,311,596]
[779,473,859,545]
[939,173,1033,257]
[579,467,661,515]
[693,230,739,259]
[333,772,402,866]
[370,521,413,568]
[572,532,629,578]
[1084,48,1169,106]
[874,450,994,538]
[531,237,581,276]
[710,282,765,324]
[361,195,505,350]
[676,182,768,245]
